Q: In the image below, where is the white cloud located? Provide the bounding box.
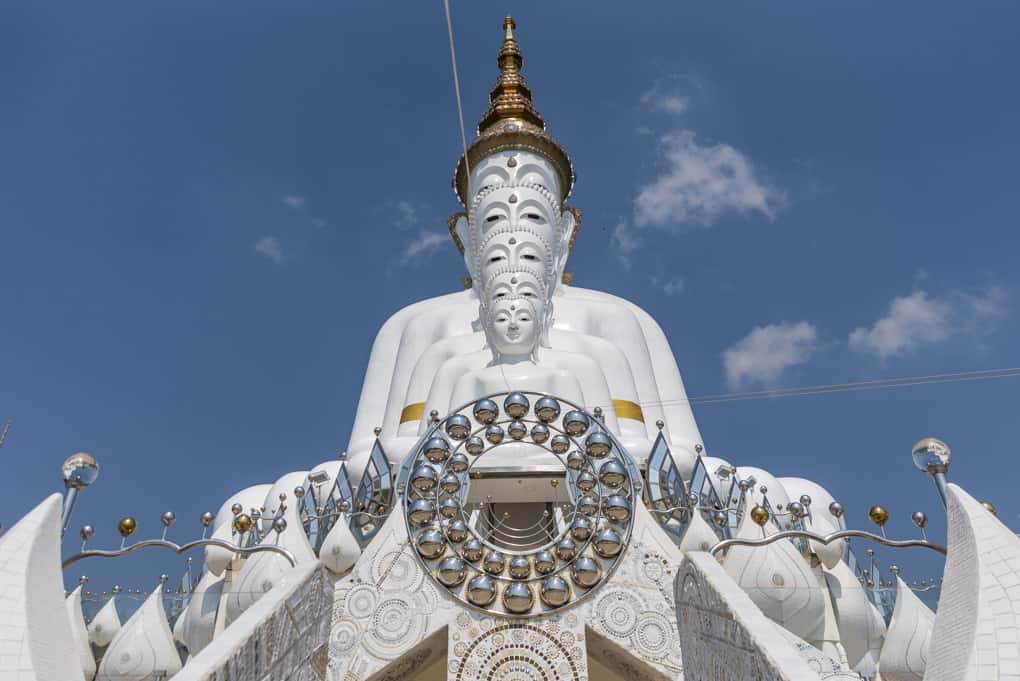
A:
[639,79,692,115]
[723,321,817,388]
[635,130,783,228]
[395,200,417,229]
[849,287,1006,359]
[254,236,284,264]
[397,230,446,266]
[610,219,641,269]
[661,277,685,296]
[281,195,305,210]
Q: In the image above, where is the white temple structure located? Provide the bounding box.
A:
[2,15,1019,681]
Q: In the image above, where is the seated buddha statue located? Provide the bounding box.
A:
[345,17,703,482]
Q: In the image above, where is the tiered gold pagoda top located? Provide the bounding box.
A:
[454,16,575,206]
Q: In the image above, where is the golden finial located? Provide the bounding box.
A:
[749,505,770,526]
[233,513,253,534]
[117,516,137,538]
[453,16,574,207]
[868,505,889,527]
[981,501,997,516]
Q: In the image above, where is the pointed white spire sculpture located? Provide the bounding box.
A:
[96,578,182,681]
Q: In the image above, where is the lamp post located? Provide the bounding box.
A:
[911,438,950,508]
[61,452,99,538]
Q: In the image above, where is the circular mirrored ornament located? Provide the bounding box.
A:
[437,556,466,587]
[502,582,535,613]
[534,397,561,423]
[550,434,570,454]
[424,437,451,464]
[530,423,550,443]
[503,392,530,419]
[563,410,590,436]
[466,575,497,606]
[473,399,498,424]
[540,575,570,607]
[445,414,471,441]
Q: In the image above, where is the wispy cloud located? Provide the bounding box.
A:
[397,230,447,266]
[280,195,306,210]
[610,219,641,269]
[635,130,783,229]
[254,236,284,265]
[395,200,418,229]
[660,276,685,296]
[639,76,698,116]
[849,287,1007,359]
[723,321,817,389]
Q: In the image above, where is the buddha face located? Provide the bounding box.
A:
[484,295,545,360]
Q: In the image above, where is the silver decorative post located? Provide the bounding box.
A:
[911,438,951,508]
[60,453,100,538]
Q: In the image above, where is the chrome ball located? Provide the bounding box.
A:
[410,464,438,493]
[555,538,577,561]
[575,470,597,492]
[787,501,805,519]
[571,556,601,588]
[465,575,497,606]
[483,551,506,575]
[79,524,95,541]
[272,517,287,534]
[503,392,530,419]
[231,503,243,515]
[446,519,469,543]
[61,452,100,490]
[799,494,812,507]
[473,399,499,424]
[540,575,570,607]
[439,497,461,519]
[461,538,484,562]
[593,528,623,558]
[604,495,632,522]
[530,423,550,444]
[598,460,628,488]
[585,431,612,458]
[509,555,531,579]
[440,473,461,495]
[445,414,471,441]
[534,550,556,574]
[534,397,561,423]
[565,450,586,471]
[503,581,535,613]
[712,510,728,527]
[465,436,485,456]
[485,424,505,445]
[569,517,593,541]
[911,511,928,529]
[576,495,599,516]
[200,511,215,527]
[563,410,590,436]
[293,486,306,499]
[911,437,951,474]
[738,478,753,493]
[550,434,570,454]
[407,499,436,527]
[687,493,701,509]
[508,420,527,441]
[424,437,451,464]
[448,453,470,473]
[416,529,446,559]
[828,501,845,518]
[436,556,466,587]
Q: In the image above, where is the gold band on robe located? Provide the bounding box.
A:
[400,402,426,424]
[612,399,645,423]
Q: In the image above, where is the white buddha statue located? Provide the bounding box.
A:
[345,17,703,482]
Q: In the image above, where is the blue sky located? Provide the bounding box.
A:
[2,1,1018,591]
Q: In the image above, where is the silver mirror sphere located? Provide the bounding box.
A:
[440,473,461,495]
[911,511,928,529]
[584,431,612,458]
[912,437,951,474]
[787,501,805,519]
[466,575,497,606]
[448,453,470,473]
[569,517,593,541]
[509,555,531,579]
[576,495,598,516]
[293,486,306,499]
[410,465,438,493]
[565,450,586,471]
[575,471,597,492]
[472,399,498,424]
[530,423,550,444]
[461,539,484,562]
[563,410,590,437]
[62,452,100,489]
[483,551,506,575]
[571,556,601,588]
[416,529,446,559]
[507,420,527,441]
[534,397,561,423]
[687,493,701,509]
[446,519,469,543]
[799,494,812,507]
[503,392,530,419]
[503,582,535,613]
[231,503,243,516]
[540,575,571,607]
[534,550,556,574]
[550,435,570,455]
[485,424,505,445]
[407,499,436,527]
[272,517,287,533]
[593,528,623,558]
[200,511,215,527]
[424,437,451,464]
[465,436,485,456]
[79,524,95,541]
[445,414,471,441]
[437,556,466,587]
[160,511,176,528]
[439,497,461,519]
[604,495,632,522]
[828,501,845,518]
[555,538,577,561]
[598,460,628,488]
[712,510,728,527]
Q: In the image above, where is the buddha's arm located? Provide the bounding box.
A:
[398,332,485,437]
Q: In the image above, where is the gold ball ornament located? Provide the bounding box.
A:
[233,513,254,534]
[749,505,770,526]
[868,505,890,527]
[117,516,137,538]
[980,501,997,516]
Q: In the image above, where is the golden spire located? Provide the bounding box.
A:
[477,16,545,135]
[453,16,574,206]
